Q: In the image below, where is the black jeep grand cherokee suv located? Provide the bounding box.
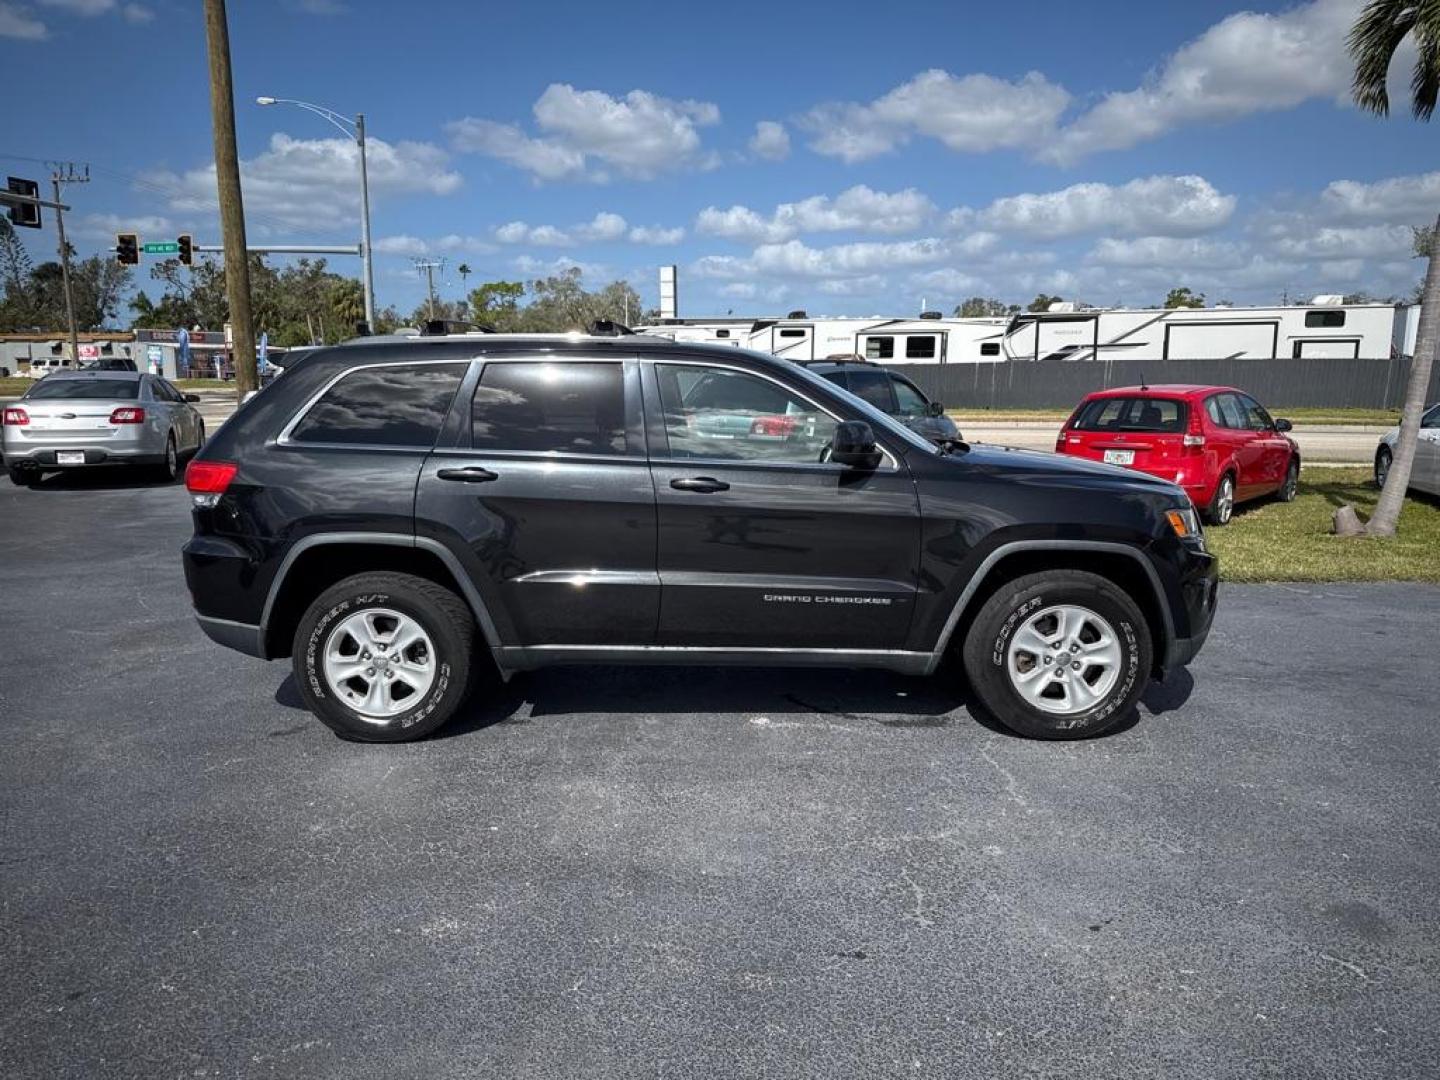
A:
[183,334,1217,743]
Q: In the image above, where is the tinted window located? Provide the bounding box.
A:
[153,379,184,403]
[471,361,626,455]
[891,377,928,415]
[778,328,807,339]
[1304,310,1346,328]
[1073,396,1186,433]
[657,364,837,463]
[1237,394,1273,430]
[864,336,894,360]
[715,329,730,339]
[1422,404,1440,429]
[291,363,465,447]
[845,369,897,412]
[1215,394,1247,429]
[905,335,936,359]
[27,379,140,400]
[980,342,1001,356]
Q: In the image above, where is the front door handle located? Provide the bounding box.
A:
[670,476,730,493]
[437,466,499,483]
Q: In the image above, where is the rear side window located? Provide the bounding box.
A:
[1212,394,1248,429]
[290,363,466,447]
[472,361,627,456]
[980,342,1001,356]
[845,369,898,412]
[1304,310,1345,328]
[1073,396,1187,433]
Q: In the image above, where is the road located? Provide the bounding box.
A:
[1,475,1437,1079]
[958,419,1387,464]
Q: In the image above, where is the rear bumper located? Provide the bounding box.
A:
[196,615,266,658]
[4,446,165,467]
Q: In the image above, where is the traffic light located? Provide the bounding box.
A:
[177,234,193,265]
[5,177,41,229]
[116,233,139,266]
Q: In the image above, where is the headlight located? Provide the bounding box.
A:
[1165,506,1202,542]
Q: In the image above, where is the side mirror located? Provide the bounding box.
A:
[1274,418,1293,432]
[184,393,201,403]
[830,420,882,470]
[925,400,945,417]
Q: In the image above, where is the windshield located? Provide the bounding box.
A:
[1073,396,1186,433]
[782,356,941,455]
[26,379,140,401]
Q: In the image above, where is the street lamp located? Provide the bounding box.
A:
[256,96,375,331]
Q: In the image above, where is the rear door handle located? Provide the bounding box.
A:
[670,476,729,493]
[437,466,499,483]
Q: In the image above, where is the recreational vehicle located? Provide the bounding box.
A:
[999,300,1401,362]
[637,313,1008,364]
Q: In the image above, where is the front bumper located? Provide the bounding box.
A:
[1162,544,1218,673]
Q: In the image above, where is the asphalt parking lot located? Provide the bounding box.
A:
[2,473,1437,1079]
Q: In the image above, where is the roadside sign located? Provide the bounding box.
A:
[142,241,180,254]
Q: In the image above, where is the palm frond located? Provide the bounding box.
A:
[1349,0,1419,116]
[1413,9,1440,119]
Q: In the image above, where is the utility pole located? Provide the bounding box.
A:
[415,258,442,320]
[203,0,257,396]
[48,164,88,366]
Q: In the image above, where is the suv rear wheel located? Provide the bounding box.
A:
[292,571,476,742]
[962,570,1152,740]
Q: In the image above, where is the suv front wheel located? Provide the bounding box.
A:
[962,570,1152,740]
[293,572,476,742]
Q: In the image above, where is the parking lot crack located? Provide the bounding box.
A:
[898,867,935,929]
[979,745,1028,808]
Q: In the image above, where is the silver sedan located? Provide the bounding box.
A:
[2,371,207,486]
[1374,403,1440,497]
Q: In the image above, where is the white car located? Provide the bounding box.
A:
[1375,403,1440,496]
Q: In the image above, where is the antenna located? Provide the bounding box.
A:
[1139,367,1149,391]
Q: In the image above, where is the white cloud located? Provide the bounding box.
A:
[447,84,720,182]
[751,237,950,279]
[121,3,151,22]
[575,211,627,242]
[512,254,609,280]
[800,69,1070,162]
[1044,0,1355,164]
[691,255,749,280]
[749,121,790,161]
[1090,236,1247,269]
[373,235,430,257]
[908,268,981,295]
[0,3,48,37]
[629,225,685,245]
[374,234,496,257]
[1320,172,1440,225]
[145,133,460,232]
[978,175,1235,238]
[1273,224,1416,261]
[719,282,757,300]
[817,275,887,297]
[38,0,111,12]
[71,212,174,240]
[697,185,936,243]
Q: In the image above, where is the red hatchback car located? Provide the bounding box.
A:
[1056,384,1300,525]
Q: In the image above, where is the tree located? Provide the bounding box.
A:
[0,228,133,332]
[468,280,525,330]
[457,263,471,290]
[1027,294,1063,312]
[956,296,1010,318]
[1342,0,1440,537]
[1163,287,1205,309]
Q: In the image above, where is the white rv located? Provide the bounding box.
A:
[637,312,1008,364]
[1000,299,1401,362]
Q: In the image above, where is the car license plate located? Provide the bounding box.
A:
[56,451,86,465]
[1103,449,1135,465]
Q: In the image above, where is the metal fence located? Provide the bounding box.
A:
[899,356,1438,411]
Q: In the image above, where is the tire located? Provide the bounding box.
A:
[155,432,179,483]
[961,570,1152,741]
[8,466,37,487]
[1204,473,1235,526]
[1276,459,1299,502]
[1375,446,1392,490]
[292,572,476,742]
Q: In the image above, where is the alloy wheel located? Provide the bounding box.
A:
[322,607,437,721]
[1006,604,1123,716]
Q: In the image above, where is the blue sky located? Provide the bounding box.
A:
[1,0,1435,319]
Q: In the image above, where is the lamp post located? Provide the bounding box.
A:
[256,96,375,331]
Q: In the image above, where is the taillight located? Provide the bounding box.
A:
[1183,406,1205,450]
[750,415,798,437]
[185,460,238,508]
[109,407,146,424]
[2,407,28,426]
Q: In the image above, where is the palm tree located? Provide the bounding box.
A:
[457,262,471,289]
[1346,1,1440,536]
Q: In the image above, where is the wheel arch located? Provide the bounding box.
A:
[260,533,500,659]
[926,540,1174,678]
